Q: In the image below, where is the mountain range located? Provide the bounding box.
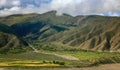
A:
[0,11,120,53]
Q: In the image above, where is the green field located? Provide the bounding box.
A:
[44,50,120,60]
[0,52,85,67]
[0,52,67,61]
[0,52,68,67]
[0,50,120,67]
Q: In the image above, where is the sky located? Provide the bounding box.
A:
[0,0,120,16]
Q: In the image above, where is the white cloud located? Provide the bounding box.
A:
[0,0,120,16]
[107,12,120,16]
[50,0,120,16]
[0,0,21,8]
[9,6,20,11]
[12,0,20,6]
[0,7,20,16]
[49,0,83,15]
[0,0,7,6]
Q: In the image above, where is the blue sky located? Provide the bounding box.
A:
[0,0,120,16]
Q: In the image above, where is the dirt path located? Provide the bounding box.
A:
[4,37,16,48]
[28,43,79,60]
[53,53,79,60]
[39,52,79,60]
[36,50,79,60]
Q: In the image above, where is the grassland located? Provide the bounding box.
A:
[0,50,120,67]
[0,52,67,67]
[39,50,120,65]
[44,50,120,60]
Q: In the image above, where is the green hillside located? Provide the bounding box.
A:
[0,11,120,53]
[0,23,28,53]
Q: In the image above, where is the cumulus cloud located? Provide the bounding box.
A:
[0,0,120,16]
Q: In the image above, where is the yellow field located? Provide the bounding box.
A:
[0,60,60,67]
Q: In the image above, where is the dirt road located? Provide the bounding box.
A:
[29,43,79,60]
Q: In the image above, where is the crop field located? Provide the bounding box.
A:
[0,50,120,67]
[0,52,69,67]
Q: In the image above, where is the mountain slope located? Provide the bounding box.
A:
[0,23,28,53]
[40,16,120,52]
[9,11,73,40]
[0,11,120,52]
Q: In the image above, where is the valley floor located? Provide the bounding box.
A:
[0,50,120,67]
[0,64,120,70]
